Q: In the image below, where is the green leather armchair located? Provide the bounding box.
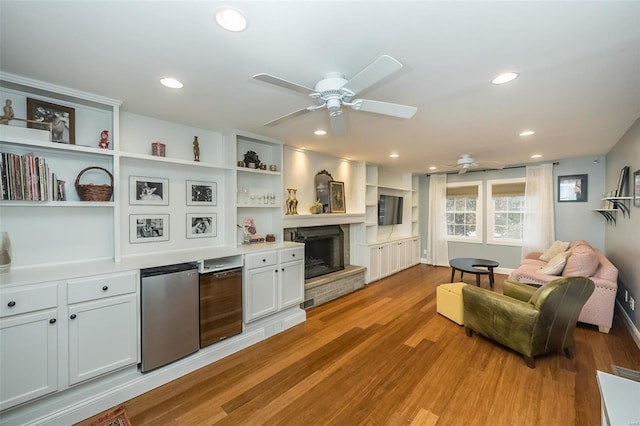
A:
[462,277,595,368]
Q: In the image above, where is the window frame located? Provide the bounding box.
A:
[445,180,483,244]
[486,178,525,247]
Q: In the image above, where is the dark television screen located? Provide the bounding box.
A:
[378,195,403,225]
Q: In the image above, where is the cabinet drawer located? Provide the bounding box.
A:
[279,246,304,264]
[67,271,137,304]
[245,252,277,270]
[0,282,58,318]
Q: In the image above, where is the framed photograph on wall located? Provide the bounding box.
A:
[129,176,169,205]
[130,214,169,243]
[329,181,346,213]
[26,98,75,144]
[186,213,217,238]
[634,169,640,208]
[186,180,216,206]
[558,174,588,202]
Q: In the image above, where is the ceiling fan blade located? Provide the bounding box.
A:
[351,99,417,119]
[476,161,505,170]
[330,113,346,136]
[263,107,312,127]
[253,73,315,95]
[341,55,403,96]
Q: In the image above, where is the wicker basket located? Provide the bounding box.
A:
[75,166,114,202]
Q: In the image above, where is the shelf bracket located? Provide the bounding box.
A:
[593,210,617,225]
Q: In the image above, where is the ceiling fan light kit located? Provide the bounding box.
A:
[253,54,418,135]
[444,154,505,174]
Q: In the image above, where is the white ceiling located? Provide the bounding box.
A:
[1,1,639,173]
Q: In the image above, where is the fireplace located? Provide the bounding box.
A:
[290,225,345,279]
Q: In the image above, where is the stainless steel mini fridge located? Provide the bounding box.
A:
[140,262,200,373]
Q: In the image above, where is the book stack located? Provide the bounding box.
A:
[243,235,265,244]
[0,152,54,201]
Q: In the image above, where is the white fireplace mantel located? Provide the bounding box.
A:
[282,213,365,228]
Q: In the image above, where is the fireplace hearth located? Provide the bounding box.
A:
[290,225,345,279]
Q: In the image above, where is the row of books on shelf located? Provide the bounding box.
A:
[1,152,65,201]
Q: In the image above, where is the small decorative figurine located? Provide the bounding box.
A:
[193,136,200,162]
[99,130,109,149]
[0,99,14,125]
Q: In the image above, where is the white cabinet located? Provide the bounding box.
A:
[366,242,390,283]
[278,247,304,309]
[410,237,420,265]
[244,251,279,322]
[67,271,138,385]
[244,246,304,323]
[0,282,58,411]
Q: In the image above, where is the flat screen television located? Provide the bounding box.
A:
[378,195,403,226]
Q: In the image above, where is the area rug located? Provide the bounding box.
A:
[84,405,132,426]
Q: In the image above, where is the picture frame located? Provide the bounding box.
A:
[634,169,640,208]
[558,174,588,202]
[129,176,169,205]
[130,214,169,243]
[186,180,216,206]
[616,166,630,197]
[329,180,346,213]
[186,213,217,238]
[26,98,75,144]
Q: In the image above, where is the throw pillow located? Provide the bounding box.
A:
[539,240,570,262]
[539,251,570,275]
[563,245,600,277]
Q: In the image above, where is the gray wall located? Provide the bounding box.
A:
[605,117,640,329]
[419,156,606,269]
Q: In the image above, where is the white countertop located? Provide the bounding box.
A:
[0,241,304,288]
[597,370,640,425]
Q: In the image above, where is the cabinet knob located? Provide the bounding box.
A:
[70,314,77,320]
[7,301,16,307]
[292,253,296,257]
[262,259,266,263]
[102,285,109,291]
[275,269,278,273]
[282,268,285,272]
[49,318,57,324]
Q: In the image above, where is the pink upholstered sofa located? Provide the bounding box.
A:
[509,240,618,333]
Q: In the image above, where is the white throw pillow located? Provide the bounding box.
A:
[540,251,570,275]
[539,240,570,262]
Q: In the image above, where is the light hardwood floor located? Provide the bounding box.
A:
[78,265,640,425]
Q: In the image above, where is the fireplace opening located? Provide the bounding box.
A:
[292,225,345,279]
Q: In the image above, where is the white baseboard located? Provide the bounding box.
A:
[616,300,640,350]
[1,308,306,426]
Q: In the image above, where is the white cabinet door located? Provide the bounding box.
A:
[244,265,278,322]
[68,293,138,385]
[411,237,420,266]
[379,243,390,278]
[0,309,58,411]
[368,245,381,282]
[398,240,408,270]
[279,260,304,309]
[389,241,400,274]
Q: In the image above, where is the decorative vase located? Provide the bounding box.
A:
[0,232,11,273]
[291,189,298,215]
[285,188,293,215]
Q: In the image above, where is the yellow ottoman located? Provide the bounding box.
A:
[436,282,467,325]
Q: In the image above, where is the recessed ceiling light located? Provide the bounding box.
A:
[519,130,535,137]
[160,78,183,89]
[429,166,437,170]
[215,7,247,32]
[314,129,327,136]
[531,154,543,159]
[492,72,519,85]
[389,153,399,158]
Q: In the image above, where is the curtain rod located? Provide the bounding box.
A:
[425,161,559,176]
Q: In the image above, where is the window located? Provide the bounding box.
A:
[487,179,525,245]
[446,181,482,243]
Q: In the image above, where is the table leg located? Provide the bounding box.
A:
[476,274,480,287]
[489,267,495,288]
[450,268,455,283]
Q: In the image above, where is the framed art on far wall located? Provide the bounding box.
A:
[329,181,346,213]
[558,174,588,202]
[130,214,169,243]
[129,176,169,205]
[634,169,640,208]
[186,213,217,238]
[26,98,75,144]
[186,180,216,206]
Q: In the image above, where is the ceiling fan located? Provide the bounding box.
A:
[252,54,417,135]
[445,154,505,174]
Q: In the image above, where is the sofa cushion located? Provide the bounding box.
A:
[563,244,599,277]
[540,251,570,275]
[539,241,570,261]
